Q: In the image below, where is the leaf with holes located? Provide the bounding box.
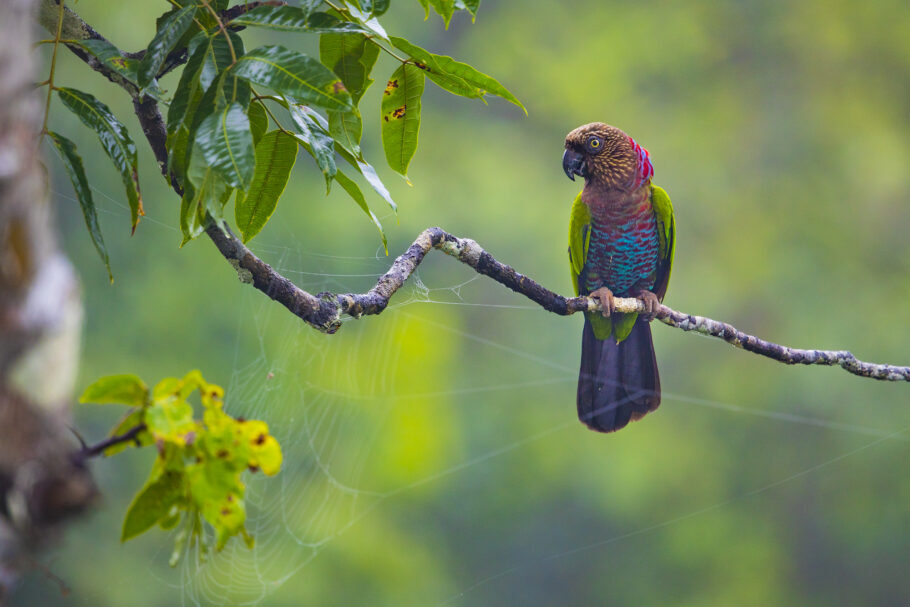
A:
[195,102,254,190]
[236,130,298,243]
[390,37,524,112]
[57,87,143,232]
[137,5,197,91]
[231,46,352,112]
[334,169,387,253]
[47,131,112,282]
[381,63,425,178]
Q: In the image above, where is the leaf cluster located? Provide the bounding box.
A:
[47,0,522,275]
[79,371,283,561]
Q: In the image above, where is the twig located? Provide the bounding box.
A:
[37,2,910,384]
[75,424,146,460]
[39,0,65,135]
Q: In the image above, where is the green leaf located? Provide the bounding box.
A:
[248,101,268,147]
[231,46,353,111]
[288,104,336,187]
[336,146,396,211]
[166,32,208,133]
[341,5,390,41]
[328,109,362,157]
[228,6,370,35]
[145,397,195,444]
[138,5,197,91]
[72,39,164,99]
[387,38,479,98]
[182,140,234,244]
[122,470,184,542]
[195,102,254,190]
[417,0,430,18]
[428,0,455,27]
[57,88,144,232]
[455,0,480,18]
[236,130,298,243]
[319,33,379,106]
[198,31,234,91]
[180,76,230,183]
[381,63,425,178]
[359,0,391,16]
[47,131,112,282]
[201,30,250,109]
[79,374,149,407]
[74,38,135,82]
[179,186,206,245]
[389,37,525,112]
[334,169,387,253]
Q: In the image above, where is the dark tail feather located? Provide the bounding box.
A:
[577,315,661,433]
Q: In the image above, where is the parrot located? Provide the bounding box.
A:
[563,123,676,432]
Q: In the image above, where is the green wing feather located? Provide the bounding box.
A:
[568,192,590,297]
[568,192,613,340]
[650,184,676,302]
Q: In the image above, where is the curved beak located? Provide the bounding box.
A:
[563,148,585,181]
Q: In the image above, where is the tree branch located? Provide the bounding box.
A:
[37,2,910,384]
[74,424,145,461]
[206,224,910,382]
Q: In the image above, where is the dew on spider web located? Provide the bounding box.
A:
[69,187,908,606]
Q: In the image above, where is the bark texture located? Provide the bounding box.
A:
[0,0,95,599]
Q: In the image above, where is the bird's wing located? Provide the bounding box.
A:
[650,184,676,302]
[568,191,591,297]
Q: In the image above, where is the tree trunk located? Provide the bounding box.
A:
[0,0,95,600]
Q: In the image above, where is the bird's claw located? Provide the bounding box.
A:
[635,290,660,321]
[590,287,615,317]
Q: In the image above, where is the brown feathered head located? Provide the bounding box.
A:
[563,123,653,192]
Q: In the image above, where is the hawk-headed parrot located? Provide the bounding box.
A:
[564,123,676,432]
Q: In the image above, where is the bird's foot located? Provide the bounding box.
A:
[634,290,660,321]
[590,287,614,317]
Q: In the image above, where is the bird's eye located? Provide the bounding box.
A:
[588,138,602,150]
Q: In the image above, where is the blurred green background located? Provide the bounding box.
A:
[17,0,910,605]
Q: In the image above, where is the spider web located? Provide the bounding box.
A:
[64,185,910,605]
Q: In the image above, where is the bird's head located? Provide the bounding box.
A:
[563,123,653,192]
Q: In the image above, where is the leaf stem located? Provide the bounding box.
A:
[251,90,291,135]
[200,0,237,63]
[41,0,67,136]
[366,36,407,63]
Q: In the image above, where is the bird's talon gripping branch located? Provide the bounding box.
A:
[635,289,660,321]
[590,287,615,317]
